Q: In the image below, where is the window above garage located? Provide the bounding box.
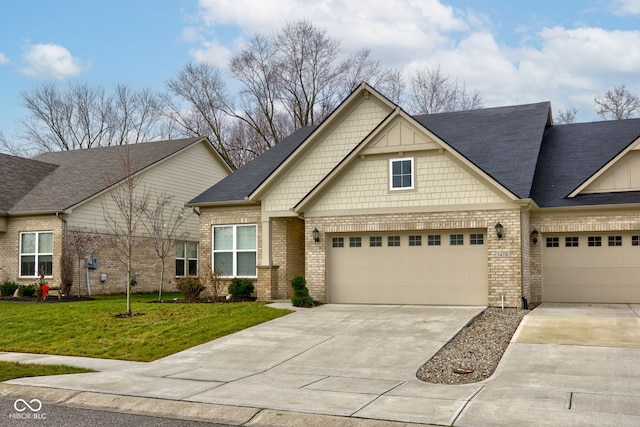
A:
[389,157,414,190]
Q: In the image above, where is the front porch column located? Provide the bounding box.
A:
[256,265,279,300]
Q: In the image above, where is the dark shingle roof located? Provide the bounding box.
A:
[415,102,550,198]
[11,138,202,213]
[188,127,316,205]
[530,119,640,207]
[0,154,58,212]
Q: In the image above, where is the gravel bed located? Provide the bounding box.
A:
[417,307,530,384]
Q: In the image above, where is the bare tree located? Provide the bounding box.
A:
[338,48,405,103]
[19,82,164,153]
[407,65,483,115]
[275,20,345,127]
[143,193,189,301]
[594,85,640,120]
[229,33,289,151]
[102,148,150,316]
[164,63,234,166]
[65,227,100,297]
[556,108,578,124]
[0,131,29,156]
[105,85,163,145]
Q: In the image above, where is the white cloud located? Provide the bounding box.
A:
[188,38,233,68]
[20,43,84,80]
[0,52,9,65]
[612,0,640,15]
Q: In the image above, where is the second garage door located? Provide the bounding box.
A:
[327,230,487,305]
[543,232,640,303]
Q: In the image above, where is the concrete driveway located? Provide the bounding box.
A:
[456,303,640,426]
[3,304,485,425]
[5,303,640,426]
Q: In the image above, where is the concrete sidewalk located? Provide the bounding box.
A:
[3,303,640,426]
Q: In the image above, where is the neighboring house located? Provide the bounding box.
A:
[0,137,230,294]
[188,83,640,308]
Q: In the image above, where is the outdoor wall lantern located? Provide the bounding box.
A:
[312,227,320,243]
[495,222,504,239]
[531,229,539,244]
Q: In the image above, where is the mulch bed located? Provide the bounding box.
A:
[0,295,94,303]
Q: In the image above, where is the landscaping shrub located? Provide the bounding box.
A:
[176,277,205,301]
[18,284,38,298]
[290,275,314,307]
[228,278,254,300]
[0,281,19,296]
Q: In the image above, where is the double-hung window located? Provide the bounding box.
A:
[390,158,414,190]
[213,225,257,277]
[176,241,198,277]
[20,231,53,277]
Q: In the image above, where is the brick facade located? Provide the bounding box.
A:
[0,214,184,296]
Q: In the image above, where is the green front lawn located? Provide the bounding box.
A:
[0,293,291,362]
[0,362,93,382]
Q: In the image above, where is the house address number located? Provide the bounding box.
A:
[495,251,511,258]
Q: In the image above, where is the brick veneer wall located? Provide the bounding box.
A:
[0,215,64,286]
[529,208,640,304]
[197,205,262,298]
[0,216,176,295]
[272,217,305,299]
[306,208,524,308]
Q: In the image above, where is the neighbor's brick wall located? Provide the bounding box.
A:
[71,232,179,296]
[529,208,640,304]
[0,215,64,286]
[306,208,524,308]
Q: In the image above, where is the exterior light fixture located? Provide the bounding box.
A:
[312,227,320,243]
[495,222,503,239]
[531,229,539,244]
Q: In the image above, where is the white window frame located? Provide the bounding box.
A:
[212,224,257,278]
[19,231,54,278]
[176,241,199,277]
[389,157,414,190]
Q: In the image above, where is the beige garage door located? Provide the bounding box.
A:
[543,233,640,303]
[327,230,487,305]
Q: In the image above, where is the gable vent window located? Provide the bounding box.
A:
[390,158,414,190]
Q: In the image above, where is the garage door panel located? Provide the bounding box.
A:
[327,231,487,305]
[543,232,640,303]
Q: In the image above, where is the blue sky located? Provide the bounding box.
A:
[1,0,640,144]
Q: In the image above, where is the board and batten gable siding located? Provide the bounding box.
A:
[67,141,229,238]
[583,150,640,193]
[262,97,391,213]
